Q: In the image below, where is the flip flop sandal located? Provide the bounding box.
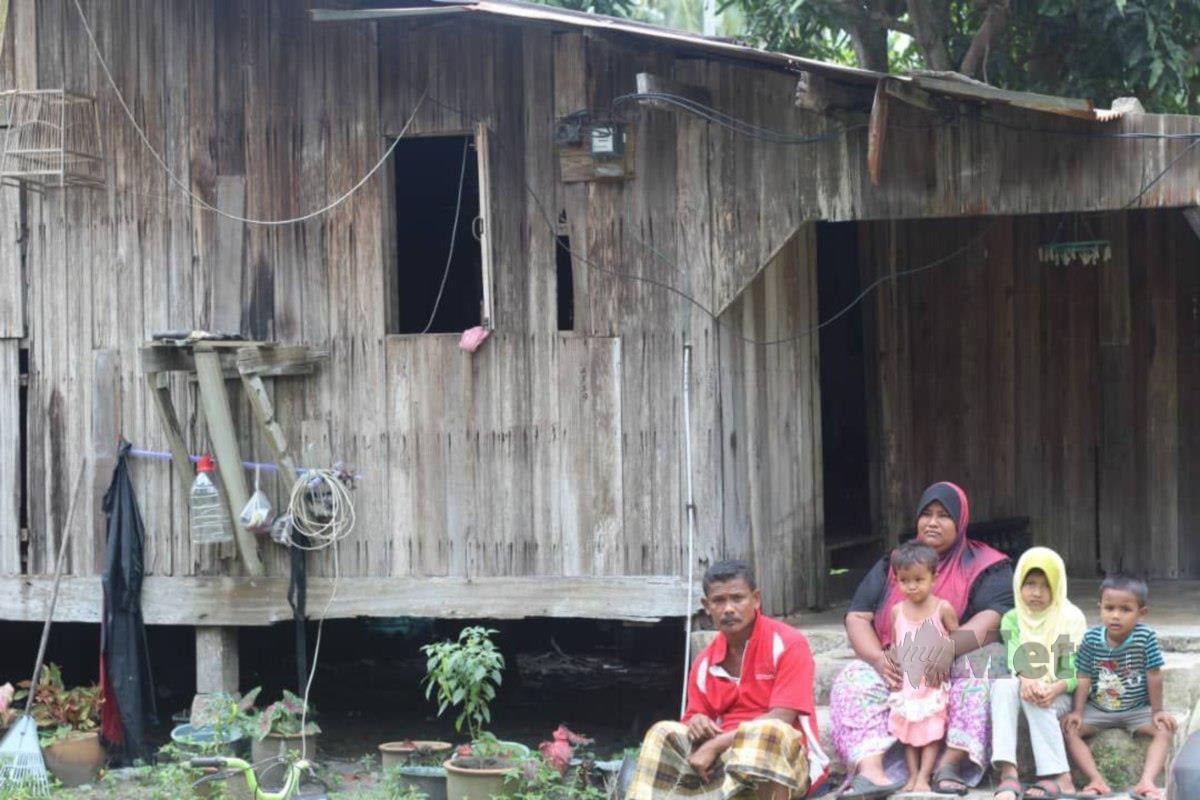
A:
[1024,779,1070,798]
[1129,790,1165,800]
[838,774,905,799]
[993,778,1025,799]
[931,765,969,796]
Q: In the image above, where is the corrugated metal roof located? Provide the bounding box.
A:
[313,0,1128,122]
[312,0,883,83]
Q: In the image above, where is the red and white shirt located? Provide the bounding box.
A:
[683,613,830,790]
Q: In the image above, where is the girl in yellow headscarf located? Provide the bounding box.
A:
[990,547,1089,800]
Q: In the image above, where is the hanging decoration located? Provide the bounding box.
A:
[1038,214,1112,267]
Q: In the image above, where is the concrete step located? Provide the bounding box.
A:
[814,696,1189,795]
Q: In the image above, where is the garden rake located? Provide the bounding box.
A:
[0,464,88,795]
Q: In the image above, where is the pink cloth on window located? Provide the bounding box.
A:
[458,326,490,353]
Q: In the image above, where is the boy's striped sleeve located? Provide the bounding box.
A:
[1074,628,1097,677]
[1143,627,1164,671]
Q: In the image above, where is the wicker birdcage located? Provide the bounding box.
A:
[0,89,105,190]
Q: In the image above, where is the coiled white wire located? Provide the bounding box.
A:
[285,469,356,761]
[286,469,357,551]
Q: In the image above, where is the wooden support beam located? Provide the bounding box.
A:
[0,575,700,624]
[140,343,327,377]
[239,357,300,483]
[194,348,264,577]
[195,626,239,694]
[146,372,195,501]
[867,80,890,187]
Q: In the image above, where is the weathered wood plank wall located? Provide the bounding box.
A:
[0,0,828,616]
[16,0,1198,615]
[861,210,1200,578]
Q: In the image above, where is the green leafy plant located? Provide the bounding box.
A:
[170,688,260,756]
[504,757,607,800]
[421,626,504,743]
[463,731,527,760]
[13,663,103,747]
[248,689,320,741]
[389,740,450,767]
[381,767,434,800]
[112,744,233,800]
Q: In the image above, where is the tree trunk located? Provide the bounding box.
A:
[850,23,890,72]
[905,0,953,71]
[960,0,1011,78]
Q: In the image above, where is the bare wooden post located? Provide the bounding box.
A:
[194,347,264,577]
[195,626,239,694]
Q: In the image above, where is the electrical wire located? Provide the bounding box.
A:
[419,138,472,334]
[70,0,427,226]
[613,92,857,144]
[283,469,356,760]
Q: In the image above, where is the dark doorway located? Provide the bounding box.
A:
[392,135,483,334]
[817,223,878,586]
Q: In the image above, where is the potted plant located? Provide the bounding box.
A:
[379,738,455,770]
[423,626,525,800]
[14,664,105,788]
[503,734,608,800]
[170,688,257,758]
[379,739,455,800]
[244,689,321,770]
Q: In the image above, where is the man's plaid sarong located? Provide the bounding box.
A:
[626,719,811,800]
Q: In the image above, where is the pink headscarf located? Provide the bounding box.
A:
[873,481,1008,647]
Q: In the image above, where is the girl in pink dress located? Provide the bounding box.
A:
[886,541,960,793]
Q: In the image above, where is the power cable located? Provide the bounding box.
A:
[70,0,427,226]
[419,138,472,334]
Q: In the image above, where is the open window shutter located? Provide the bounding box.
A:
[475,122,494,329]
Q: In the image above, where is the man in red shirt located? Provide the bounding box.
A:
[627,560,830,800]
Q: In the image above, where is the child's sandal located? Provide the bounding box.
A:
[993,778,1025,799]
[1024,779,1070,798]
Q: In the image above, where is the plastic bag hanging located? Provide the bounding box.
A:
[239,465,275,533]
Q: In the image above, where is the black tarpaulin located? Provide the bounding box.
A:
[100,440,158,765]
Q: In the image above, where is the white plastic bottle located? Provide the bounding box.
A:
[190,455,233,545]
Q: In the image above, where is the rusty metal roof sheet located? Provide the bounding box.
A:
[313,0,883,83]
[313,0,1131,123]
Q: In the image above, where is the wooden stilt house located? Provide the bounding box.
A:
[0,0,1198,685]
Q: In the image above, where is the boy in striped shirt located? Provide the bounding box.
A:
[1062,575,1177,800]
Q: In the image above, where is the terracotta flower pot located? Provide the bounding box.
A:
[443,746,528,800]
[379,739,454,770]
[41,730,105,788]
[444,757,515,800]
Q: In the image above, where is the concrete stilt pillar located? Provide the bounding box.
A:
[195,626,239,694]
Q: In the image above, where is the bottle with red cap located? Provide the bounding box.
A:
[190,455,233,545]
